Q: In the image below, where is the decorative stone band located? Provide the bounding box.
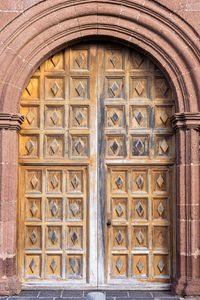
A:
[0,113,24,131]
[171,112,200,131]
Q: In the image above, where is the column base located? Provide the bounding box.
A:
[172,277,200,296]
[0,276,21,296]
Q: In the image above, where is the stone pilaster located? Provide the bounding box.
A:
[0,113,24,295]
[171,113,200,296]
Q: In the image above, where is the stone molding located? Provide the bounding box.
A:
[171,112,200,130]
[0,113,24,131]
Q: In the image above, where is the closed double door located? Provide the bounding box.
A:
[18,43,175,288]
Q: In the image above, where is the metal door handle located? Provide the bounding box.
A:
[107,219,112,227]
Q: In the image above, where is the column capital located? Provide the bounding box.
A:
[0,113,24,131]
[171,112,200,131]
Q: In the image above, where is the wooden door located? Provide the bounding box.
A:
[18,43,175,288]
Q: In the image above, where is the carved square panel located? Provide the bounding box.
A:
[106,106,125,128]
[106,77,124,99]
[20,105,40,128]
[132,226,148,248]
[153,226,169,250]
[67,198,83,221]
[66,255,83,278]
[155,135,173,158]
[66,226,83,249]
[112,198,128,220]
[70,49,89,70]
[152,170,168,193]
[70,106,89,128]
[46,198,63,221]
[26,198,42,221]
[45,77,65,99]
[132,198,148,221]
[131,135,149,157]
[155,105,173,128]
[106,135,125,157]
[66,170,83,193]
[25,226,42,249]
[112,226,128,249]
[132,171,148,193]
[25,255,41,278]
[155,78,171,99]
[45,105,64,128]
[26,169,42,193]
[46,170,62,193]
[45,52,64,71]
[44,135,64,158]
[19,135,39,158]
[111,170,128,194]
[132,254,148,278]
[130,51,147,70]
[111,254,128,278]
[153,197,168,220]
[22,77,39,99]
[153,254,169,277]
[105,49,123,70]
[70,77,89,100]
[71,135,89,157]
[46,226,62,249]
[46,254,62,278]
[130,77,149,99]
[131,106,149,129]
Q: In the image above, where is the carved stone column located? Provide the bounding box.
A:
[171,113,200,296]
[0,113,24,295]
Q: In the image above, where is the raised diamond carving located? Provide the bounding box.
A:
[135,81,144,96]
[50,139,59,154]
[115,176,123,189]
[157,175,164,188]
[30,175,38,189]
[110,55,119,68]
[116,203,123,217]
[136,230,144,245]
[116,231,123,245]
[30,202,38,217]
[51,81,59,96]
[135,111,143,124]
[70,202,79,216]
[26,110,35,125]
[51,202,58,217]
[70,258,79,273]
[75,112,83,125]
[50,110,59,125]
[71,231,78,244]
[51,174,59,189]
[30,231,37,244]
[29,258,37,273]
[110,81,120,97]
[75,139,84,154]
[111,112,119,125]
[160,80,168,96]
[51,230,58,244]
[135,53,144,68]
[136,202,144,217]
[157,259,165,273]
[75,82,84,96]
[116,257,123,273]
[157,202,164,216]
[71,175,79,189]
[136,259,144,273]
[25,139,34,154]
[160,139,169,154]
[160,111,168,125]
[75,53,85,68]
[50,55,60,67]
[135,139,144,154]
[136,175,144,189]
[26,81,33,96]
[50,259,57,273]
[110,140,119,154]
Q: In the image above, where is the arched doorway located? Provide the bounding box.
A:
[18,42,175,289]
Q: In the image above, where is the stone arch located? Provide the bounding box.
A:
[0,0,200,296]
